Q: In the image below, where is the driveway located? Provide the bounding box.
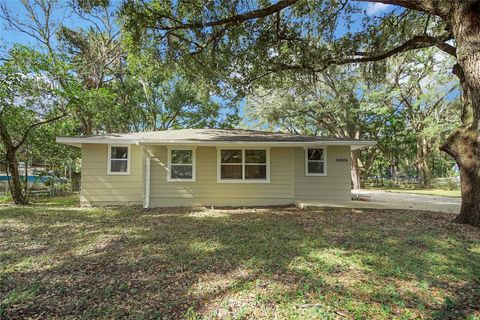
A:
[296,189,461,214]
[352,189,461,213]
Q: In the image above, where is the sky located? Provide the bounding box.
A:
[1,0,123,49]
[365,2,392,15]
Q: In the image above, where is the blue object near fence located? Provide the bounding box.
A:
[0,175,49,183]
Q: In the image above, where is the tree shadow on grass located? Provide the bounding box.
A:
[431,279,480,320]
[0,206,479,319]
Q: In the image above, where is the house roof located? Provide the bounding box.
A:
[56,129,376,150]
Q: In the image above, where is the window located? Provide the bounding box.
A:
[305,148,326,176]
[168,148,196,182]
[220,149,243,179]
[108,145,130,175]
[218,148,269,183]
[245,150,267,179]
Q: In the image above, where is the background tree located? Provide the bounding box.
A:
[57,0,240,133]
[386,50,460,187]
[247,49,460,189]
[57,0,122,134]
[245,66,383,189]
[0,46,69,203]
[126,50,240,131]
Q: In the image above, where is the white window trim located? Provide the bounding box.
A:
[167,146,197,182]
[217,147,270,184]
[305,147,327,177]
[107,144,131,175]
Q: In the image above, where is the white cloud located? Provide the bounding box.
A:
[366,3,391,15]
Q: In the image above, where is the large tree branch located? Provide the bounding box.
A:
[13,112,67,152]
[155,0,299,31]
[354,0,452,18]
[336,34,456,65]
[425,85,457,117]
[268,33,456,75]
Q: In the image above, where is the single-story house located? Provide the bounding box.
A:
[56,129,376,208]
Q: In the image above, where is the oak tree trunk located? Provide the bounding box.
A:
[6,151,26,204]
[417,136,432,188]
[0,121,27,204]
[441,129,480,226]
[351,150,362,189]
[440,1,480,227]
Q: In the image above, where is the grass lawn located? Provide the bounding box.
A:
[372,188,461,198]
[1,196,479,319]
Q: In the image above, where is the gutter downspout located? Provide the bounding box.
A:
[145,154,151,208]
[140,144,151,209]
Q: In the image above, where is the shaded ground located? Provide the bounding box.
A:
[1,197,479,319]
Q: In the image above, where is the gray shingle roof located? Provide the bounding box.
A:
[59,129,368,142]
[57,129,376,149]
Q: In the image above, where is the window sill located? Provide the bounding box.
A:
[167,178,196,183]
[217,179,271,184]
[107,172,131,175]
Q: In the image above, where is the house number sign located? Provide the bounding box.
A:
[336,158,348,163]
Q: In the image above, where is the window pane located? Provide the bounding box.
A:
[308,162,324,174]
[221,165,242,179]
[245,165,266,179]
[171,165,193,179]
[111,146,128,159]
[308,149,324,161]
[245,150,266,163]
[171,150,192,164]
[221,150,242,163]
[111,159,128,172]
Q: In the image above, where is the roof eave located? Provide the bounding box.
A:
[56,137,377,149]
[56,137,139,147]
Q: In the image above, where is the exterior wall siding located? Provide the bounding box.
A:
[80,144,144,206]
[79,144,352,207]
[294,146,352,201]
[148,146,295,207]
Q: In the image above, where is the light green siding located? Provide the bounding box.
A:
[148,146,294,207]
[294,146,351,201]
[80,144,144,206]
[79,144,352,207]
